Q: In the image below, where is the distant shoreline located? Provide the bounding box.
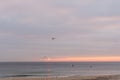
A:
[0,75,120,80]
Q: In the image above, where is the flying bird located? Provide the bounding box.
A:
[51,37,56,40]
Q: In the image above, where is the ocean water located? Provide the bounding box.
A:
[0,62,120,78]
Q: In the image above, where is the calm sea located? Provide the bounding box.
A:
[0,62,120,78]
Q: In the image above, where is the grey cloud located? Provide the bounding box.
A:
[0,0,120,61]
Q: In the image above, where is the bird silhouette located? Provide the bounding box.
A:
[51,37,56,40]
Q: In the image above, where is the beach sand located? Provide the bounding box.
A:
[0,75,120,80]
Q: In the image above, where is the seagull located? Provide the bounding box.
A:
[51,37,56,40]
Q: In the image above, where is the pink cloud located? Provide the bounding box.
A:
[36,56,120,62]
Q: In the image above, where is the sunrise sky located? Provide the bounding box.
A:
[0,0,120,62]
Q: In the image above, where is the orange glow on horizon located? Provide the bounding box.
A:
[35,56,120,62]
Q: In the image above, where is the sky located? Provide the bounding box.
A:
[0,0,120,62]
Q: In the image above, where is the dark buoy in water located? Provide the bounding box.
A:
[90,65,93,68]
[72,64,74,67]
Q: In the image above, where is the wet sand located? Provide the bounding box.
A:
[0,75,120,80]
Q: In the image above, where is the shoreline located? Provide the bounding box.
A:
[0,75,120,80]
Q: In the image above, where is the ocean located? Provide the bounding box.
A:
[0,62,120,78]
